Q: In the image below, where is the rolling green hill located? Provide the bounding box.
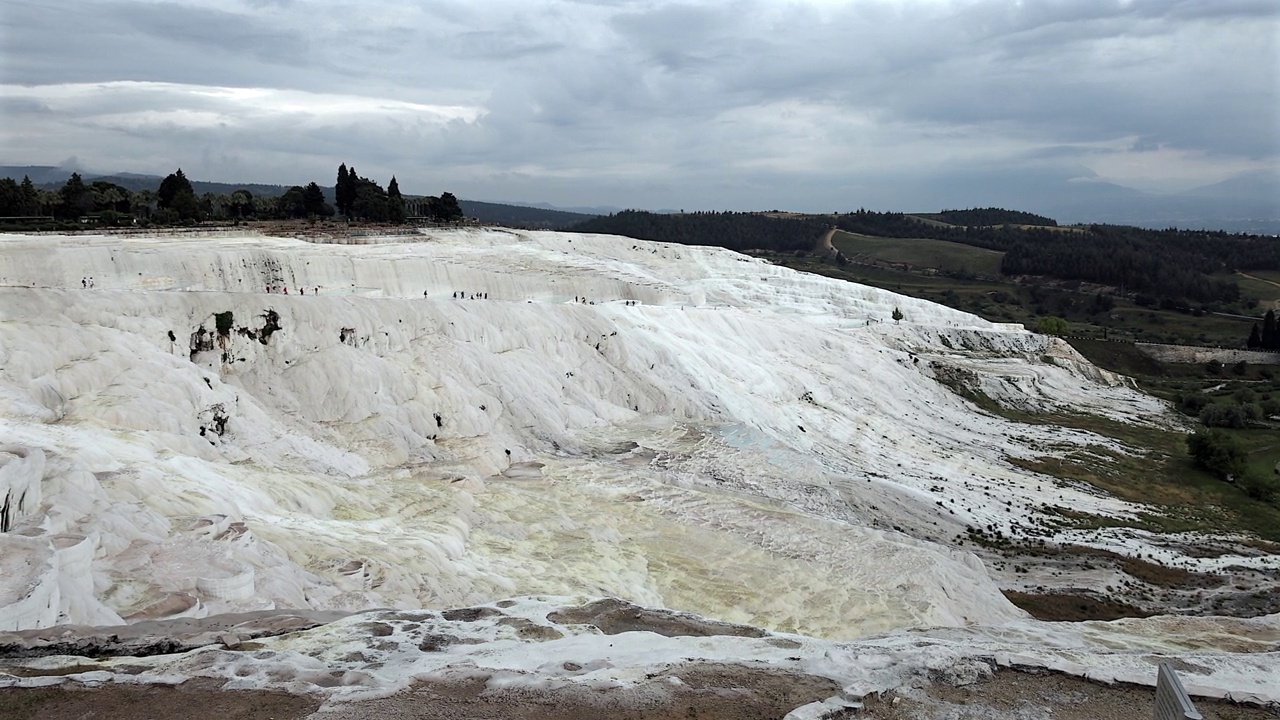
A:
[832,231,1004,277]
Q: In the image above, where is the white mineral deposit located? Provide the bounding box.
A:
[0,229,1275,711]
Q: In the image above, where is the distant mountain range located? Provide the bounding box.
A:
[894,167,1280,234]
[3,164,1277,234]
[1040,170,1280,234]
[1,166,309,201]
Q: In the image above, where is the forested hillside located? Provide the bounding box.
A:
[458,200,596,229]
[999,225,1253,304]
[916,208,1058,227]
[570,210,831,253]
[575,209,1280,308]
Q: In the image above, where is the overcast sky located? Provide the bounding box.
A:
[2,0,1277,212]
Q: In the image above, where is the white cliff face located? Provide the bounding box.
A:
[0,229,1178,638]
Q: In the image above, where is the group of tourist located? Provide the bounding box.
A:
[576,296,641,306]
[266,285,320,295]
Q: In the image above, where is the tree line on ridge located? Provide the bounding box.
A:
[0,165,464,226]
[571,209,1276,311]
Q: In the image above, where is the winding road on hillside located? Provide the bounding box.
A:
[814,225,837,255]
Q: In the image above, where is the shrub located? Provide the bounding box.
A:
[1036,316,1068,336]
[1186,428,1248,480]
[214,311,234,337]
[1199,403,1248,428]
[1237,473,1280,504]
[1263,399,1280,418]
[1178,393,1209,416]
[1244,403,1264,422]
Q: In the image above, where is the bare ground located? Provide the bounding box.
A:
[857,668,1280,720]
[3,667,1277,720]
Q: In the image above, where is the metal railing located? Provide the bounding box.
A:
[1155,662,1203,720]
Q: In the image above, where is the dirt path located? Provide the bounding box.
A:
[1239,272,1280,291]
[1238,272,1280,312]
[815,226,837,254]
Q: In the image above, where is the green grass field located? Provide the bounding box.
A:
[902,214,956,228]
[1241,270,1280,285]
[1232,272,1280,305]
[781,240,1265,347]
[831,231,1005,277]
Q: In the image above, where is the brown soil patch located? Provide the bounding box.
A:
[0,678,320,720]
[858,667,1279,720]
[547,598,767,638]
[4,667,1275,720]
[1002,590,1155,622]
[0,664,840,720]
[1244,538,1280,555]
[307,663,842,720]
[1114,553,1225,589]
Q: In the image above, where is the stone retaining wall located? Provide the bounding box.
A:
[1136,343,1280,365]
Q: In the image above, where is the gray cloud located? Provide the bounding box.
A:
[1,0,1276,215]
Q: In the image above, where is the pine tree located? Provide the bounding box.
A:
[57,172,94,219]
[157,169,193,209]
[302,182,328,216]
[19,176,38,215]
[435,191,463,222]
[351,181,389,221]
[0,178,21,216]
[278,186,307,218]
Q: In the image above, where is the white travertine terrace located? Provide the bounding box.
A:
[1,228,1273,706]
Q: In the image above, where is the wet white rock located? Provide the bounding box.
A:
[0,228,1191,638]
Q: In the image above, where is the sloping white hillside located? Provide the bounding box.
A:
[0,229,1176,639]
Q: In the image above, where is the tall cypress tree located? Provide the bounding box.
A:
[1263,310,1277,350]
[345,165,359,219]
[336,164,350,217]
[1248,323,1262,349]
[387,176,405,223]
